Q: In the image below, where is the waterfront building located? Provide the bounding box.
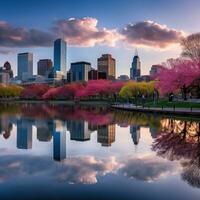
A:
[17,53,33,81]
[138,75,151,82]
[37,59,53,76]
[98,71,107,79]
[130,50,141,81]
[150,64,162,78]
[97,54,116,80]
[0,62,14,84]
[70,61,91,82]
[118,75,129,81]
[0,72,10,84]
[54,38,67,75]
[88,69,98,80]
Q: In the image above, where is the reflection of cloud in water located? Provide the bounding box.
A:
[119,155,180,182]
[0,155,118,184]
[0,154,181,184]
[57,156,118,184]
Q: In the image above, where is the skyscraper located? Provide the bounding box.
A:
[54,38,67,75]
[70,61,91,82]
[17,53,33,81]
[130,50,141,81]
[37,59,53,76]
[97,54,116,80]
[149,64,162,77]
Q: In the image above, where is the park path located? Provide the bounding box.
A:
[112,104,200,117]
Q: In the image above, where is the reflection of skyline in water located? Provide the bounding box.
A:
[0,116,118,161]
[0,103,200,192]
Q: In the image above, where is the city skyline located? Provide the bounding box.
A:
[0,0,200,76]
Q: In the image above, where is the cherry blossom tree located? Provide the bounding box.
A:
[156,59,200,99]
[20,84,49,100]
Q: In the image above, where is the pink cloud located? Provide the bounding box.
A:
[121,20,185,49]
[52,17,122,47]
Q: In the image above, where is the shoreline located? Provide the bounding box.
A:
[0,99,111,106]
[1,100,200,117]
[112,104,200,117]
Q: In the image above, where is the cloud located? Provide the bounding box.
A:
[119,155,180,182]
[121,20,185,49]
[0,18,186,53]
[52,17,121,47]
[0,20,54,48]
[0,49,14,54]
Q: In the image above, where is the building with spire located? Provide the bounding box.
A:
[130,49,141,81]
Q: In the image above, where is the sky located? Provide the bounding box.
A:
[0,0,200,77]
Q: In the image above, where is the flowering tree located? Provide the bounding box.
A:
[42,83,85,100]
[75,80,124,100]
[156,59,200,99]
[20,84,50,100]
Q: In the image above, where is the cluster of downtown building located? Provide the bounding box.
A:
[1,39,116,85]
[0,38,162,84]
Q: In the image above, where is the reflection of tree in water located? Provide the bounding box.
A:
[152,118,200,188]
[113,110,161,128]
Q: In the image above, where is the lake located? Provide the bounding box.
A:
[0,103,200,200]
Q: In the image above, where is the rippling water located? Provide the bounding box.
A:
[0,103,200,200]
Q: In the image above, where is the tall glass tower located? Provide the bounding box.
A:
[54,38,67,74]
[130,50,141,81]
[17,52,33,81]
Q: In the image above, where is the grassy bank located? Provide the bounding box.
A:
[145,99,200,108]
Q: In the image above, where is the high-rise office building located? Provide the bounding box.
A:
[54,38,67,75]
[70,61,91,82]
[130,50,141,81]
[97,124,115,147]
[37,59,53,76]
[149,64,162,77]
[88,69,98,80]
[17,53,33,81]
[97,54,116,80]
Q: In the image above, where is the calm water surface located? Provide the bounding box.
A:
[0,103,200,200]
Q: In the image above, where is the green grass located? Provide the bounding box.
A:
[145,99,200,108]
